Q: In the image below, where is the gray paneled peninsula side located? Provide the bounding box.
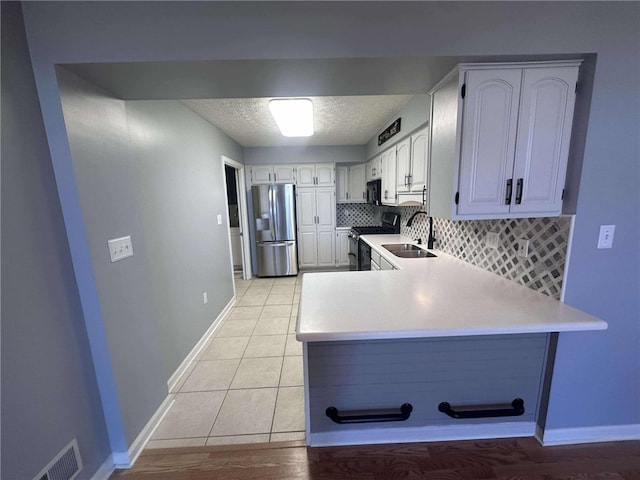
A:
[296,236,606,447]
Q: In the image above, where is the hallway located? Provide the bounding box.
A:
[147,275,304,448]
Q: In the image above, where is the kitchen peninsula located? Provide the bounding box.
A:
[296,235,607,447]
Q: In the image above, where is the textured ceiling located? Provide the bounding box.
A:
[180,95,414,147]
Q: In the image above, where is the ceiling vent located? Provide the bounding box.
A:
[33,439,83,480]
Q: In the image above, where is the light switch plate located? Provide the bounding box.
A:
[217,214,223,225]
[597,225,615,249]
[108,236,133,262]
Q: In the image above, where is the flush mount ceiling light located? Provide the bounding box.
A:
[268,98,314,137]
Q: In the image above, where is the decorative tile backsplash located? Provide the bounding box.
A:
[398,206,571,300]
[336,203,378,227]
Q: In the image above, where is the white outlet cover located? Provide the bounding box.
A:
[485,232,499,249]
[217,214,223,225]
[597,225,615,249]
[108,236,133,262]
[516,238,530,258]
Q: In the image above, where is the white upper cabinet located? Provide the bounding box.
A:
[511,66,579,215]
[409,128,429,195]
[337,164,366,203]
[336,166,349,203]
[249,164,295,185]
[395,128,429,205]
[348,163,366,203]
[429,61,580,220]
[250,165,273,185]
[381,146,397,205]
[273,164,296,184]
[457,69,522,215]
[297,163,335,187]
[395,138,411,194]
[296,164,316,187]
[367,155,382,181]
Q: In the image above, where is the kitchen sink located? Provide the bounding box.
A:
[382,243,423,252]
[382,244,437,258]
[393,250,437,258]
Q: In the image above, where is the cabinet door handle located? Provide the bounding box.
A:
[438,398,524,419]
[422,185,427,204]
[274,173,277,182]
[505,179,513,205]
[515,178,523,205]
[326,403,413,424]
[268,173,272,182]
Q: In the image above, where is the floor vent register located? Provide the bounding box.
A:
[34,438,83,480]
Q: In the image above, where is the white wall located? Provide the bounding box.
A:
[20,0,640,459]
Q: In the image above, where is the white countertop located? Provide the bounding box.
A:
[297,234,607,342]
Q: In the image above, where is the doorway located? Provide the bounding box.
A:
[222,156,252,282]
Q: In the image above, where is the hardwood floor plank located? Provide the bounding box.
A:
[110,438,640,480]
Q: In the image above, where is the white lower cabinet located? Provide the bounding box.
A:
[380,256,395,271]
[335,228,350,267]
[296,188,336,268]
[371,249,381,271]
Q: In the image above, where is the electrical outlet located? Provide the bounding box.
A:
[217,214,223,225]
[485,231,499,250]
[203,292,208,304]
[108,235,133,262]
[597,225,615,249]
[516,238,530,258]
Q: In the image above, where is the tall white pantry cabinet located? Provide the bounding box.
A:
[428,61,581,220]
[296,166,336,268]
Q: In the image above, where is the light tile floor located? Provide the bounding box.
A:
[147,274,305,449]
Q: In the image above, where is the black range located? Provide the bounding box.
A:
[347,212,401,271]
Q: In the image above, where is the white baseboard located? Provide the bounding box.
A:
[309,421,536,447]
[542,423,640,446]
[167,297,235,392]
[91,454,115,480]
[111,394,175,469]
[111,451,131,469]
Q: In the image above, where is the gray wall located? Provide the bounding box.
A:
[57,66,243,449]
[1,3,110,478]
[244,145,365,165]
[126,99,241,377]
[365,95,430,160]
[17,0,640,457]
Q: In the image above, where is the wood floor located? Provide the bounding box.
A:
[111,437,640,479]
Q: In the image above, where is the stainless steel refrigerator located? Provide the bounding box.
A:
[251,184,298,277]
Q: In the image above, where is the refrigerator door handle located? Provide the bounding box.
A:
[258,242,293,247]
[268,184,276,241]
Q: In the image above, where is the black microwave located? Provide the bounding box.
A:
[366,179,382,205]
